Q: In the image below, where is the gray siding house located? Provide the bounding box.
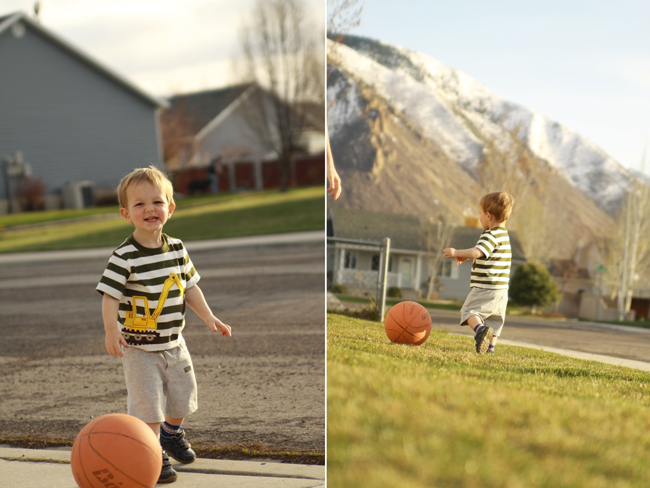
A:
[328,208,527,301]
[0,11,166,212]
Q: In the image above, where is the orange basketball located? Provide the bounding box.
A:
[384,301,432,345]
[71,413,162,488]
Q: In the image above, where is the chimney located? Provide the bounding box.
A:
[464,216,479,228]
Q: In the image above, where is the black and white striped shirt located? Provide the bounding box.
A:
[471,227,511,289]
[97,234,200,350]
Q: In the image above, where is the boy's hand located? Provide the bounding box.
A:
[105,328,129,357]
[443,248,456,258]
[206,316,232,337]
[455,257,469,265]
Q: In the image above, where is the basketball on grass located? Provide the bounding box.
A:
[71,413,162,488]
[384,301,432,345]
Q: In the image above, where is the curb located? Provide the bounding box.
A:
[0,231,324,264]
[0,446,325,488]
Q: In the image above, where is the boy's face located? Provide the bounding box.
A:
[120,181,175,235]
[479,208,492,231]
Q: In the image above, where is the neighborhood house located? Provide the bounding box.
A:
[327,207,527,302]
[162,84,325,194]
[0,11,165,213]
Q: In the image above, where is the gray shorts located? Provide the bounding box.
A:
[121,340,198,423]
[460,287,509,337]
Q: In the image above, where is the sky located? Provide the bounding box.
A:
[2,0,325,97]
[346,0,650,174]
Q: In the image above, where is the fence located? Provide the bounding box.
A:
[327,236,391,320]
[171,153,325,195]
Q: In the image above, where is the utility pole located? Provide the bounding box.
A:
[618,190,632,321]
[379,237,391,322]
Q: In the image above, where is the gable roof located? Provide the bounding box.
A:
[163,83,325,141]
[329,207,527,261]
[0,11,166,108]
[329,207,422,250]
[163,83,254,138]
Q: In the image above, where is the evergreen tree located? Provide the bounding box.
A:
[510,263,559,312]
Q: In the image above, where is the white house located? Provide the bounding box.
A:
[328,208,527,301]
[162,84,325,192]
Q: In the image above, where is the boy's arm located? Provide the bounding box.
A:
[443,247,484,265]
[185,284,232,337]
[102,294,129,357]
[326,133,341,200]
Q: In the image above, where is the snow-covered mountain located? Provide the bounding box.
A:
[328,35,637,215]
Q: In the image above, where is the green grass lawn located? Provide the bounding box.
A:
[0,187,324,253]
[333,294,648,328]
[327,313,650,488]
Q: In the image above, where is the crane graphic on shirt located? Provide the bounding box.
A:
[121,272,185,343]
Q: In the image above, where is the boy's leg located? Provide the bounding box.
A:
[146,422,162,438]
[161,417,196,464]
[122,348,177,483]
[160,342,198,464]
[466,315,493,353]
[165,417,185,427]
[465,315,483,331]
[485,290,507,354]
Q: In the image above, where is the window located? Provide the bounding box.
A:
[438,259,452,277]
[344,250,357,269]
[371,254,380,271]
[368,254,392,271]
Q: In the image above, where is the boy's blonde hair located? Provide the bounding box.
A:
[117,165,175,208]
[480,192,514,223]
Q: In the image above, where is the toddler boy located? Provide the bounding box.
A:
[97,166,231,483]
[443,192,514,354]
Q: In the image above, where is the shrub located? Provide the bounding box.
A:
[387,286,402,298]
[510,263,560,312]
[16,177,45,211]
[331,284,347,294]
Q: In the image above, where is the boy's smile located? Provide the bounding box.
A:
[120,181,175,247]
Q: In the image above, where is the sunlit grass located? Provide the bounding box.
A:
[327,313,650,488]
[0,187,324,253]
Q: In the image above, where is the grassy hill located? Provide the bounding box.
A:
[328,313,650,487]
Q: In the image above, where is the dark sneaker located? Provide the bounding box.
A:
[160,429,196,464]
[159,451,178,484]
[475,325,494,354]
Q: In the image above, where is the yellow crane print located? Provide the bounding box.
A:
[122,272,185,343]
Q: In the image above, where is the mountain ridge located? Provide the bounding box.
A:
[327,35,624,261]
[329,34,637,216]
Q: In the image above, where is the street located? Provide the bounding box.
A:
[428,308,650,363]
[0,238,325,452]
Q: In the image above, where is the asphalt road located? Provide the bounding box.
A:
[0,238,325,452]
[428,308,650,363]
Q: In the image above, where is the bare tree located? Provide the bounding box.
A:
[159,99,198,170]
[327,0,363,36]
[478,124,564,265]
[327,0,363,67]
[620,167,650,317]
[420,215,455,299]
[237,0,324,192]
[593,154,650,320]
